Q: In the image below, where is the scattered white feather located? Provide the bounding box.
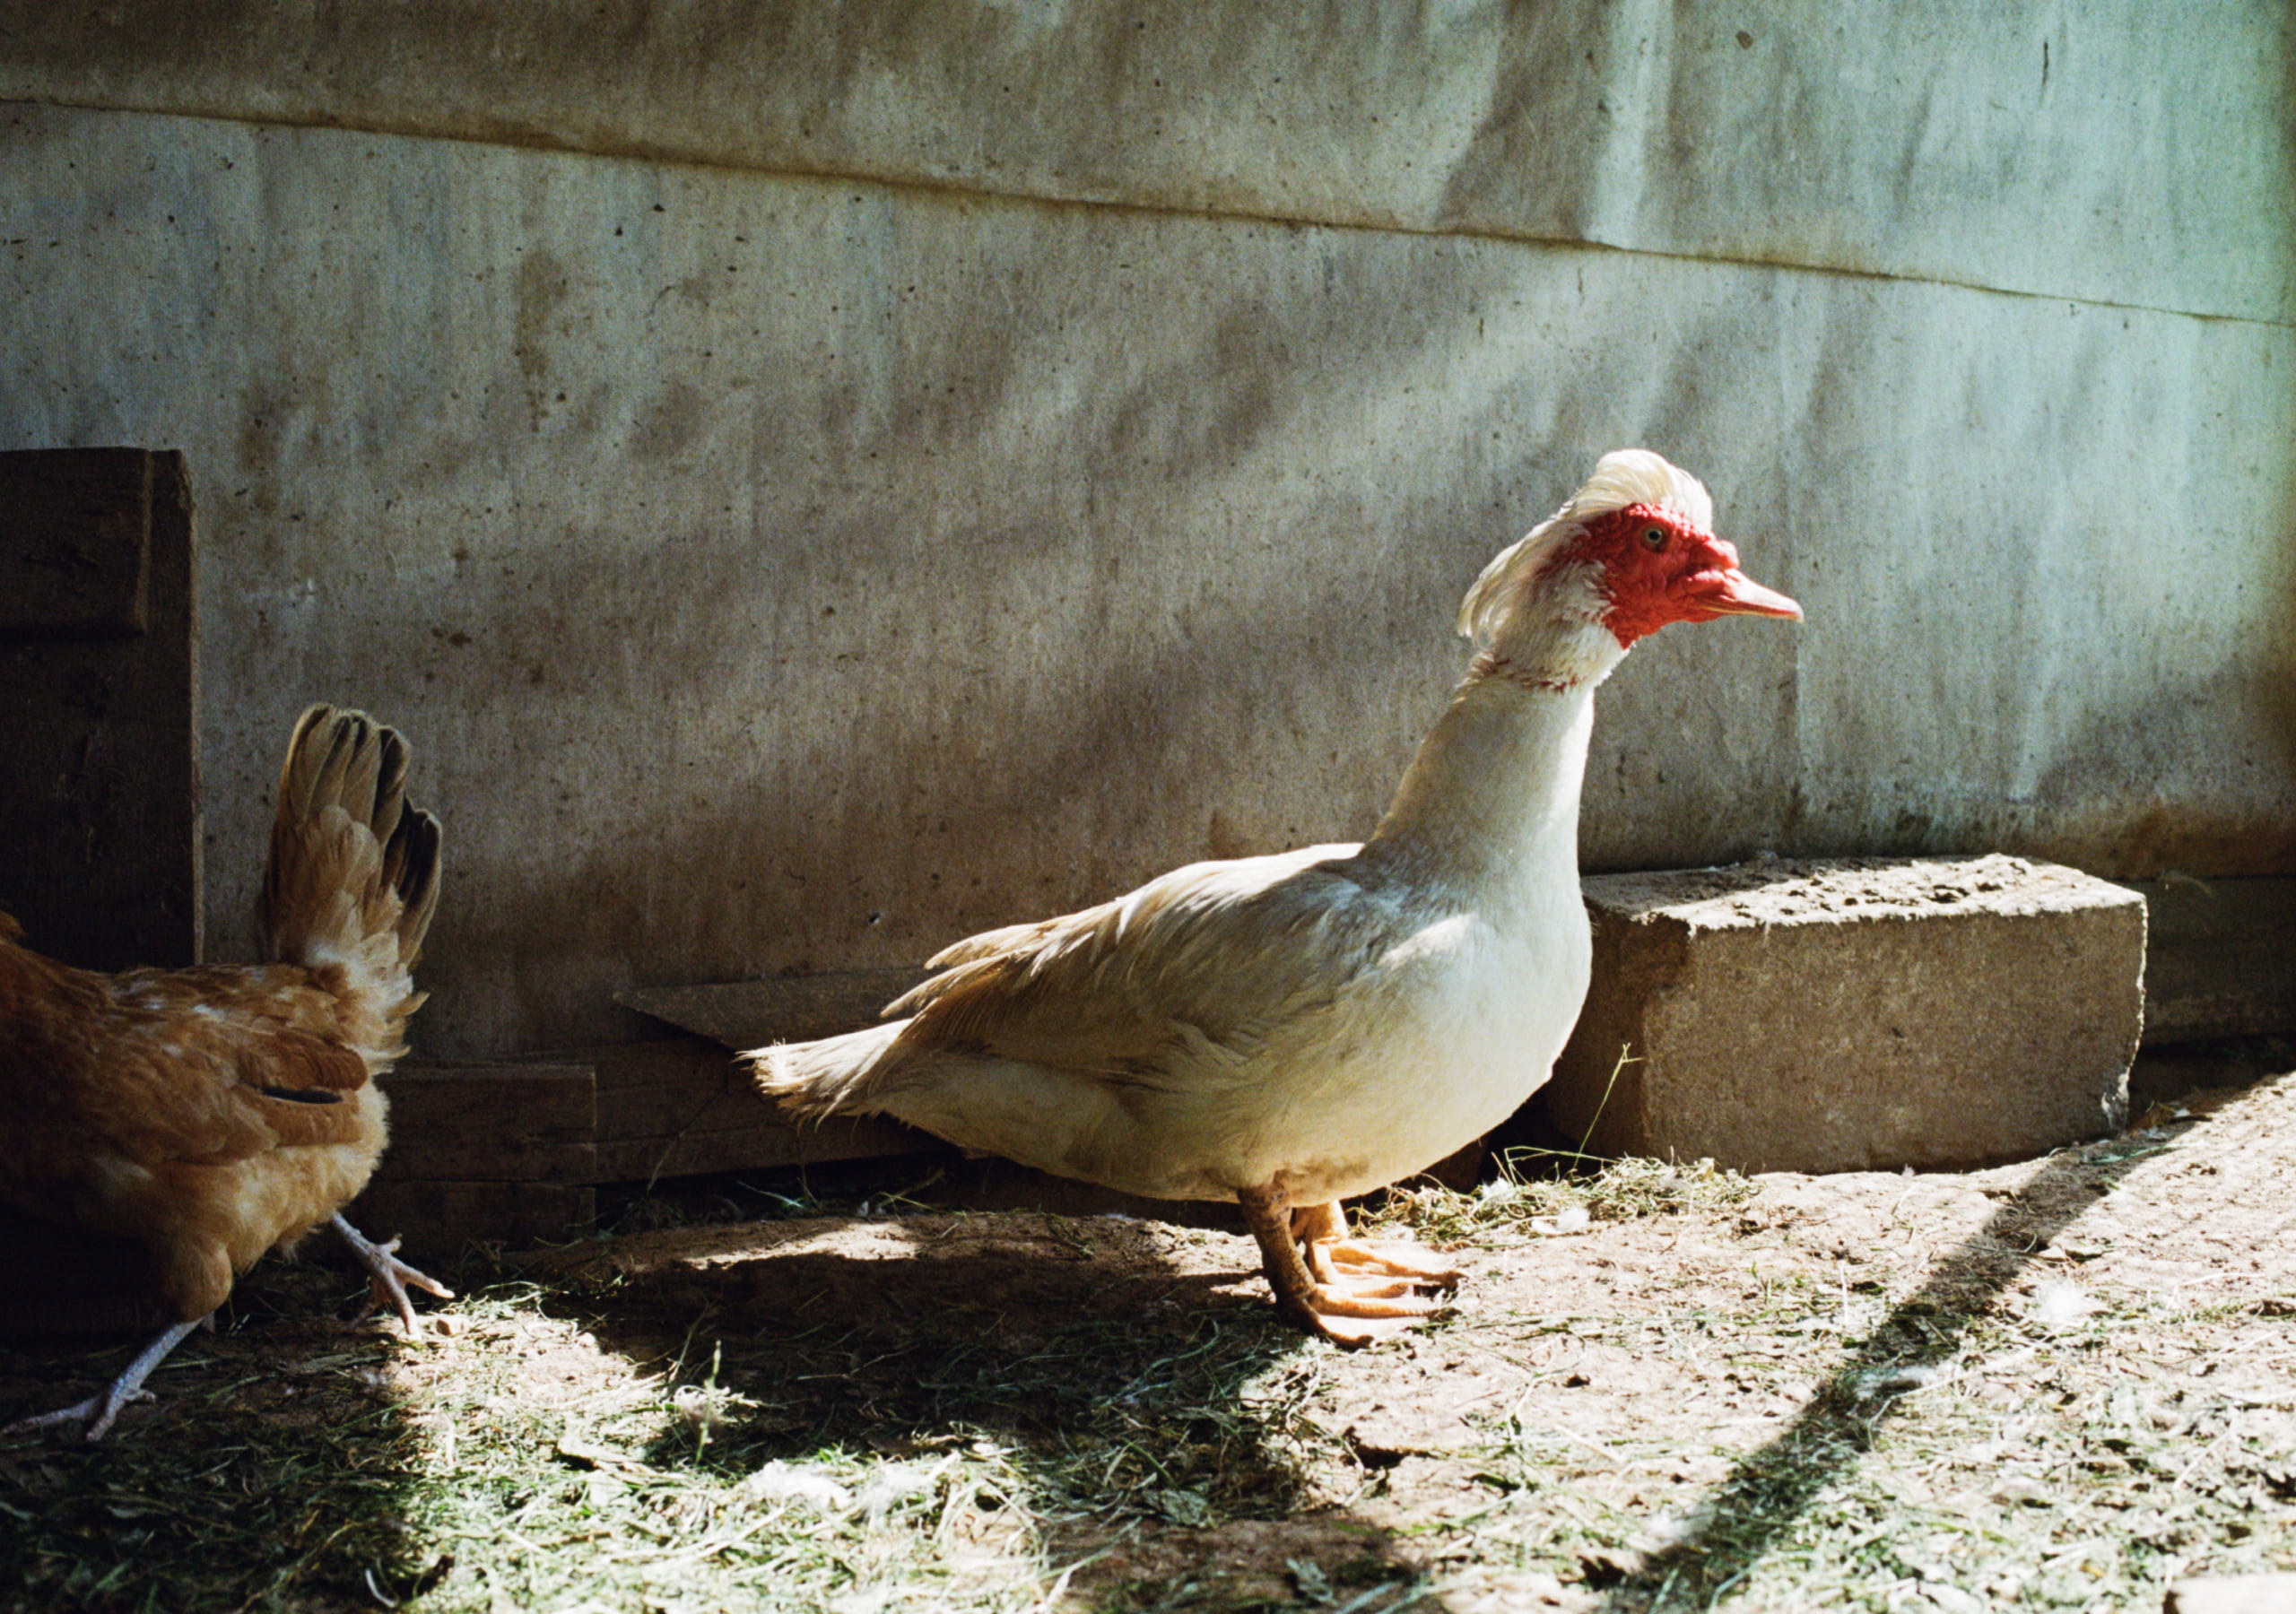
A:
[856,1459,945,1523]
[740,1457,944,1523]
[1528,1204,1592,1237]
[670,1384,720,1434]
[1848,1361,1949,1400]
[743,1460,853,1512]
[2030,1280,2102,1330]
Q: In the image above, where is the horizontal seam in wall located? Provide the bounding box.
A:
[14,89,2293,334]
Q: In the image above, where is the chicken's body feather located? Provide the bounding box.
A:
[0,704,448,1436]
[0,945,389,1319]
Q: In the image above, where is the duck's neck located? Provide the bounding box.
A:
[1361,655,1599,901]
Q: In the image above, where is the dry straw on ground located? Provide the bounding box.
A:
[3,1070,2291,1612]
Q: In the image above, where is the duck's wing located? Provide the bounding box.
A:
[873,842,1396,1089]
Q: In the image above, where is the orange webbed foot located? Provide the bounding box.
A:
[1241,1187,1461,1347]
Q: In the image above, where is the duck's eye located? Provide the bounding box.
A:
[1641,525,1667,551]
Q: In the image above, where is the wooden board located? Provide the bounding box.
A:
[357,1061,599,1253]
[617,968,929,1049]
[357,1045,935,1247]
[0,447,152,636]
[586,1037,934,1184]
[377,1044,927,1192]
[0,447,199,970]
[368,1064,599,1184]
[348,1179,599,1262]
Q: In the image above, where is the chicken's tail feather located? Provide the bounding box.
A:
[744,1020,909,1120]
[259,704,443,1066]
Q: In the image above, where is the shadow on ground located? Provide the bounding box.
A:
[0,1258,444,1611]
[1596,1137,2166,1611]
[527,1207,1464,1610]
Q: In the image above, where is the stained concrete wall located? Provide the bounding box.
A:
[2,2,2291,1057]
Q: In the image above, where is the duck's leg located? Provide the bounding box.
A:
[1236,1184,1447,1346]
[1292,1201,1465,1289]
[6,1315,208,1440]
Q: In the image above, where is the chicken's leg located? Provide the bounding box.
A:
[9,1219,451,1440]
[6,1315,208,1440]
[331,1213,454,1332]
[1237,1184,1450,1346]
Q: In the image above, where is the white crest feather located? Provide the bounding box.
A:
[1457,450,1713,649]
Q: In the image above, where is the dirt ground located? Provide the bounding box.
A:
[3,1057,2292,1611]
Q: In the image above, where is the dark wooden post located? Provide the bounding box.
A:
[0,447,201,969]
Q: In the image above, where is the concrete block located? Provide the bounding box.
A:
[1546,855,2145,1174]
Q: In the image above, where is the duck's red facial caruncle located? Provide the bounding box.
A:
[1568,502,1802,646]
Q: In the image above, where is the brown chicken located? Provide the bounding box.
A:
[1,704,450,1437]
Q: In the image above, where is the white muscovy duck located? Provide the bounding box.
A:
[748,449,1800,1342]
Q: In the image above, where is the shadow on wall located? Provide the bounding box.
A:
[196,178,1841,1061]
[1772,655,2296,879]
[418,517,1460,1052]
[384,305,1813,1059]
[2017,665,2296,877]
[417,473,1805,1061]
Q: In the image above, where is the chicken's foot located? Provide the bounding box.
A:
[6,1315,208,1441]
[331,1213,454,1333]
[1238,1184,1449,1346]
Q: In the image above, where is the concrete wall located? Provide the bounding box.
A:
[3,2,2291,1058]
